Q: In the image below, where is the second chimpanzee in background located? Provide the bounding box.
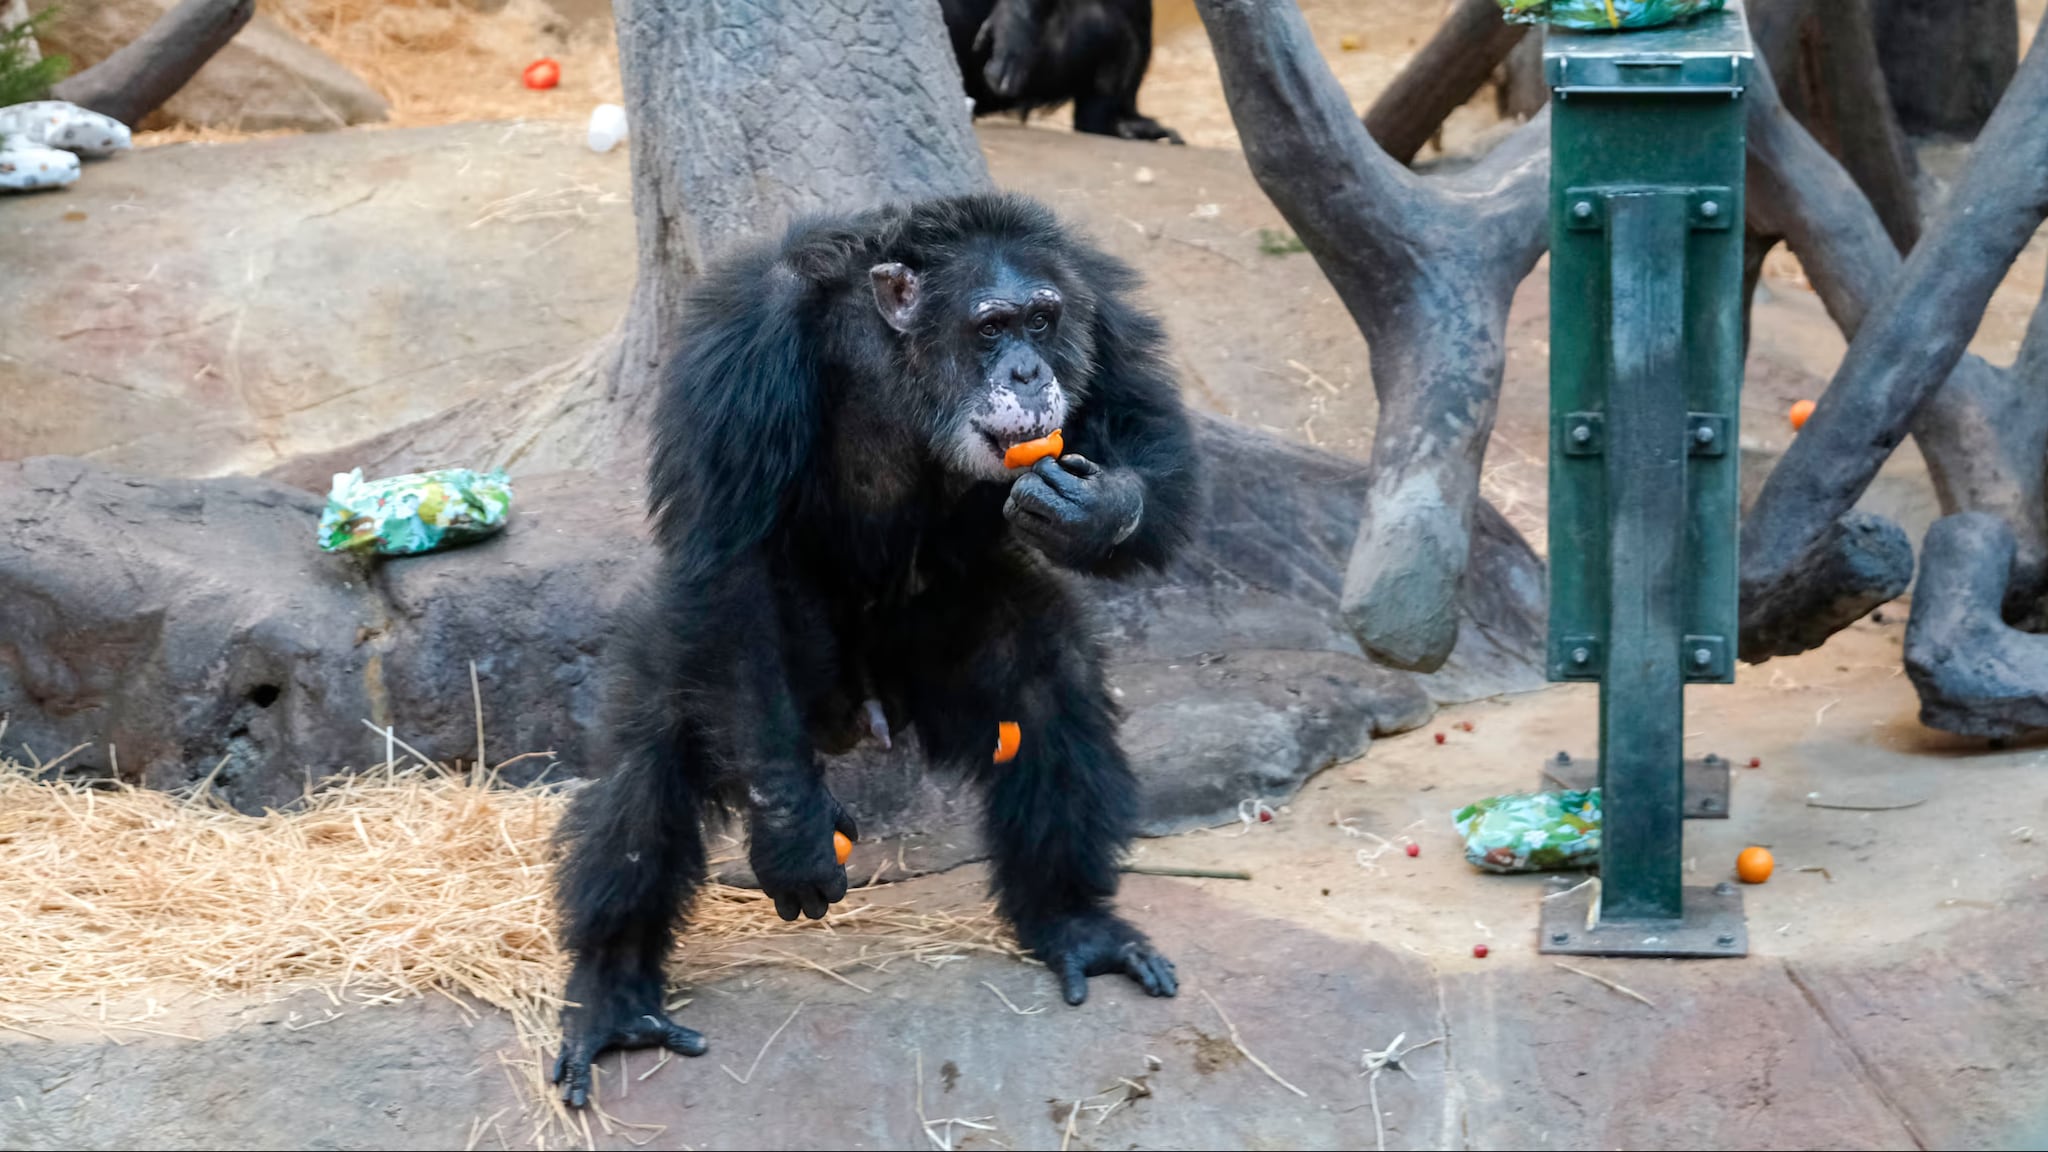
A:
[549,193,1200,1107]
[941,0,1183,143]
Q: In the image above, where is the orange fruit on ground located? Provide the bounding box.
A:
[1788,399,1816,430]
[523,59,561,90]
[1736,845,1774,884]
[993,721,1022,763]
[833,831,852,865]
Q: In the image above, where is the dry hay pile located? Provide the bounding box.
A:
[0,756,1015,1141]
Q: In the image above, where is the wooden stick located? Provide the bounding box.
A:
[1120,864,1253,881]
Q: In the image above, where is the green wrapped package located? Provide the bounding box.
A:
[1497,0,1725,30]
[1453,788,1602,873]
[319,467,514,557]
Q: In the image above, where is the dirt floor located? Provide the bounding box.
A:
[6,627,2047,1150]
[9,3,2048,1150]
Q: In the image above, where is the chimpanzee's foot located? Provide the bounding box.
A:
[1029,912,1179,1005]
[553,973,707,1108]
[1115,115,1183,145]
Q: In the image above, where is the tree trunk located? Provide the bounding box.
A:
[272,0,989,489]
[1785,0,1920,250]
[1872,0,2019,139]
[1362,0,1528,165]
[1196,0,1549,672]
[1739,13,2048,640]
[49,0,252,129]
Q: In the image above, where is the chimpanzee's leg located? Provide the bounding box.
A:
[897,560,1178,1005]
[550,612,711,1108]
[552,563,853,1107]
[1070,0,1182,143]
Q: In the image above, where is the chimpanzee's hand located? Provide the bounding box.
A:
[974,5,1038,99]
[1004,455,1144,570]
[748,791,858,922]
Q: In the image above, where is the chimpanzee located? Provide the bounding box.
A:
[550,193,1200,1107]
[940,0,1183,143]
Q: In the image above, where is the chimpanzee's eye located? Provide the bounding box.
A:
[979,322,1001,339]
[1026,312,1050,333]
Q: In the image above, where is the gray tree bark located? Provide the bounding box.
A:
[1872,0,2019,139]
[1194,0,1550,672]
[49,0,252,128]
[1362,0,1529,166]
[1905,512,2048,738]
[274,0,990,488]
[1739,11,2048,648]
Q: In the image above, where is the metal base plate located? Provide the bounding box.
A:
[1540,753,1732,818]
[1539,881,1747,957]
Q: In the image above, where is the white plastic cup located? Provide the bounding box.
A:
[586,103,628,153]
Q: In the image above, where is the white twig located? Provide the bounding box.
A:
[1200,989,1308,1098]
[980,980,1046,1015]
[721,1002,803,1084]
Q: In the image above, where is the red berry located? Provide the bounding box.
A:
[523,58,561,90]
[1457,720,1474,732]
[1434,732,1446,744]
[1748,757,1762,768]
[1472,944,1489,958]
[1404,843,1420,857]
[1258,809,1273,823]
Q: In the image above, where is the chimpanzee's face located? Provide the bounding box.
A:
[871,256,1082,481]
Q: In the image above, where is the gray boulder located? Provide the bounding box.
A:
[0,417,1543,856]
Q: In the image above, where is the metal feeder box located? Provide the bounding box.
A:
[1541,2,1755,957]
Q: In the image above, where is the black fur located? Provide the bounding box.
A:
[940,0,1183,143]
[551,193,1199,1107]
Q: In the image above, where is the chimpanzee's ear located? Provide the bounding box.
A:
[870,263,921,333]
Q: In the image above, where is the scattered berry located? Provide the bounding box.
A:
[1747,756,1761,768]
[523,58,561,90]
[1736,845,1775,884]
[1472,944,1489,959]
[1434,732,1446,745]
[1789,398,1816,430]
[1404,843,1420,858]
[833,830,852,865]
[1456,720,1475,732]
[1258,809,1273,823]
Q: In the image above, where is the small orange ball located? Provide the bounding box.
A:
[1788,399,1816,431]
[833,831,852,866]
[993,721,1022,764]
[1736,845,1774,884]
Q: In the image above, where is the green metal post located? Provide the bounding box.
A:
[1539,2,1754,956]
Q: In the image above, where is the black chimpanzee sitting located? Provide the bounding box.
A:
[549,193,1200,1107]
[940,0,1183,143]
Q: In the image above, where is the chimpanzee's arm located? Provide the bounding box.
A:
[975,0,1056,98]
[1005,251,1200,578]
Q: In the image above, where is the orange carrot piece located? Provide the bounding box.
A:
[993,721,1022,764]
[1003,429,1064,470]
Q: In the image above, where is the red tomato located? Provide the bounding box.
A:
[1404,843,1420,858]
[1472,944,1489,958]
[524,59,562,90]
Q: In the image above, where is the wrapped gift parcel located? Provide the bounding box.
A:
[319,468,514,557]
[1453,787,1602,873]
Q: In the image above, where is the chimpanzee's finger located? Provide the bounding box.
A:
[1053,454,1102,478]
[772,891,801,921]
[830,799,859,843]
[825,866,849,904]
[662,1022,709,1056]
[556,1045,594,1107]
[1005,477,1064,523]
[799,887,829,920]
[1058,954,1090,1006]
[1032,457,1097,499]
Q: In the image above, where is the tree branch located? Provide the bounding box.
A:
[49,0,253,128]
[1195,0,1548,672]
[1739,11,2048,618]
[1362,0,1528,166]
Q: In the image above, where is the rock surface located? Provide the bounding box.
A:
[0,415,1543,847]
[38,0,387,131]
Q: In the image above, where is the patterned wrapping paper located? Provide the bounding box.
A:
[1498,0,1726,30]
[1453,788,1602,873]
[319,468,515,557]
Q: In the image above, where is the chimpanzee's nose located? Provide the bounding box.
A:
[1011,362,1037,384]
